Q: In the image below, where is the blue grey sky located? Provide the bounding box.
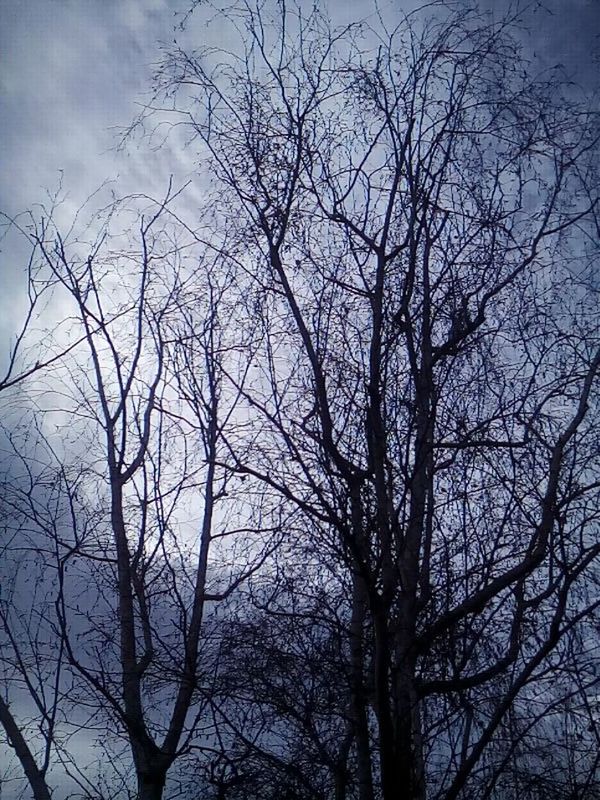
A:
[0,0,596,384]
[1,0,178,214]
[0,0,598,363]
[1,0,598,220]
[0,1,598,797]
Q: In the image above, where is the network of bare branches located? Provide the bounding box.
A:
[1,2,599,800]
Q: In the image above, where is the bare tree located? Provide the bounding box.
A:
[0,547,58,800]
[208,562,358,800]
[1,185,273,800]
[0,196,88,800]
[147,2,600,798]
[3,3,599,799]
[0,184,99,395]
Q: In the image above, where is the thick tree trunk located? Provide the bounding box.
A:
[372,610,398,800]
[371,607,425,800]
[137,773,167,800]
[393,659,425,800]
[349,569,375,800]
[132,744,171,800]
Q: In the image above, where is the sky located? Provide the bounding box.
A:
[0,0,598,796]
[0,0,597,371]
[1,0,176,213]
[1,0,598,218]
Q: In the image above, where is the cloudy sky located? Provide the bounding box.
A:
[1,0,176,211]
[0,0,598,795]
[1,0,598,216]
[0,0,598,362]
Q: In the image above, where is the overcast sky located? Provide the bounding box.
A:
[1,0,598,216]
[0,0,598,357]
[0,1,598,796]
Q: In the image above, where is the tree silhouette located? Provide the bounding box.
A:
[2,2,600,799]
[148,2,600,797]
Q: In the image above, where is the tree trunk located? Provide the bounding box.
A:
[0,696,52,800]
[372,609,398,800]
[334,729,353,800]
[393,658,425,800]
[137,768,167,800]
[133,745,171,800]
[349,569,375,800]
